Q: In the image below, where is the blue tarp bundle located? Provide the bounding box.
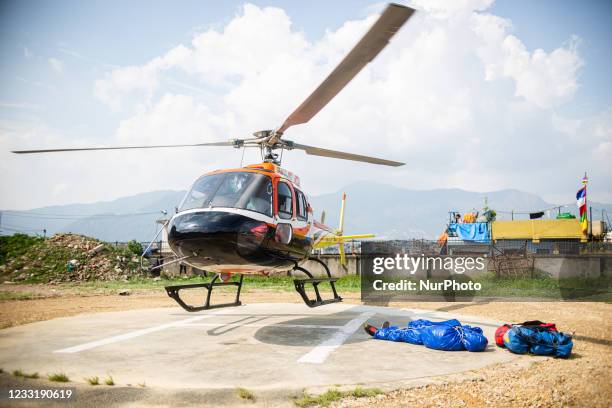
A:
[504,326,573,358]
[447,222,490,243]
[373,319,488,352]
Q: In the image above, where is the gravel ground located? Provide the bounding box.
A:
[0,285,610,407]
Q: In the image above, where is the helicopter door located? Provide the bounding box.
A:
[275,181,296,247]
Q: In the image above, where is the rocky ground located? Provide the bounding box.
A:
[0,284,610,407]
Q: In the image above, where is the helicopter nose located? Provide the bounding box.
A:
[167,210,269,266]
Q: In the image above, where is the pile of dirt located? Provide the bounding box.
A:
[0,233,145,283]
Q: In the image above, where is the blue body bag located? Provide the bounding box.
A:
[373,319,488,352]
[420,319,465,351]
[504,326,573,358]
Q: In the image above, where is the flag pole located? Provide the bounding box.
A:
[583,172,589,238]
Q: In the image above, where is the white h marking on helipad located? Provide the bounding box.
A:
[298,312,374,364]
[54,313,218,354]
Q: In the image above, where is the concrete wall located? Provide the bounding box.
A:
[301,255,361,278]
[534,255,610,278]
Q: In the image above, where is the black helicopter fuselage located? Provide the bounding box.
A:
[167,208,312,274]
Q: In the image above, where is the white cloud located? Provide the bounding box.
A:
[472,12,584,109]
[48,57,64,74]
[3,2,611,209]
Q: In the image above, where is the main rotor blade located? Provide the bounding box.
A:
[11,141,237,154]
[290,142,404,167]
[276,3,415,134]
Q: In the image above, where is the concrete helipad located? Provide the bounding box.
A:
[0,303,518,391]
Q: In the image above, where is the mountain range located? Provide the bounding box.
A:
[2,182,610,241]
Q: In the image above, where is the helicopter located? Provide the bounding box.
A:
[12,3,415,310]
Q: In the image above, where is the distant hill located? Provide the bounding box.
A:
[2,183,610,241]
[1,190,185,242]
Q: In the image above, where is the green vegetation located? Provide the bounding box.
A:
[472,274,611,300]
[70,274,362,292]
[126,240,143,257]
[348,387,383,398]
[294,387,382,407]
[236,387,255,401]
[47,372,69,382]
[0,291,43,301]
[85,376,99,385]
[12,369,39,379]
[104,375,114,386]
[0,234,44,265]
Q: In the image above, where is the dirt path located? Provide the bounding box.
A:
[0,284,610,407]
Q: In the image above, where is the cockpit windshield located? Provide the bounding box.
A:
[179,172,273,217]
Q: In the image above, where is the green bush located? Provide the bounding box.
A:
[126,240,143,257]
[0,234,44,265]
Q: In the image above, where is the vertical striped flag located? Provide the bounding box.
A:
[576,173,588,234]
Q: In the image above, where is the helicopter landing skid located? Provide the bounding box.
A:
[165,274,244,312]
[293,258,342,307]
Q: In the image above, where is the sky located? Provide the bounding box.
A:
[0,0,611,210]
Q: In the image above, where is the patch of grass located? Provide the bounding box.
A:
[236,387,255,401]
[295,389,343,407]
[71,274,362,293]
[0,234,44,265]
[47,373,69,382]
[294,387,383,407]
[348,386,382,398]
[104,376,114,386]
[12,369,39,379]
[85,376,99,385]
[0,291,42,301]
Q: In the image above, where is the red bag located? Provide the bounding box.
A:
[495,324,512,347]
[495,321,557,348]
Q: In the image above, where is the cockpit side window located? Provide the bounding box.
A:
[295,189,308,221]
[179,172,273,217]
[239,174,273,217]
[277,181,293,220]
